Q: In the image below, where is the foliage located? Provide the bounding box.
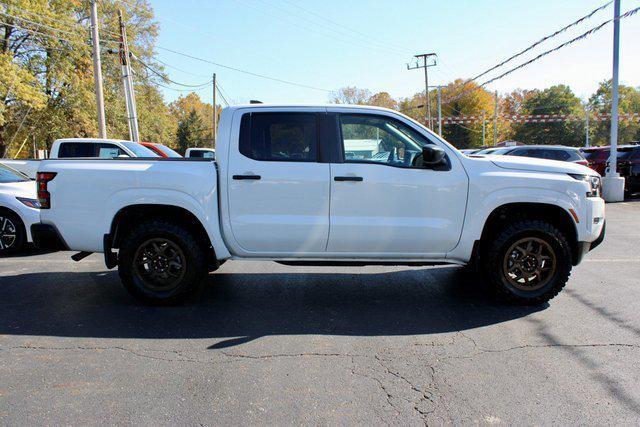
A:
[589,80,640,145]
[176,109,206,153]
[511,85,584,146]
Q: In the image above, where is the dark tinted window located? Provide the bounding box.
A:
[57,142,126,158]
[189,150,215,159]
[618,147,640,160]
[240,113,317,162]
[58,143,94,157]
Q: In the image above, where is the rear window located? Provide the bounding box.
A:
[57,143,95,157]
[239,112,318,162]
[57,142,133,158]
[189,149,215,158]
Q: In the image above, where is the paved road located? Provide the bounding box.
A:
[1,201,639,425]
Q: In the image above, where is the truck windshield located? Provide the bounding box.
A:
[0,163,29,183]
[156,144,182,158]
[121,141,159,157]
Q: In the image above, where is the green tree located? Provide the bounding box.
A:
[589,80,640,146]
[511,85,584,146]
[176,109,205,153]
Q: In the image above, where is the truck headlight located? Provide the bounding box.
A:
[568,173,601,198]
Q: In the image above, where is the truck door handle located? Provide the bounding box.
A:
[233,174,261,180]
[334,176,363,182]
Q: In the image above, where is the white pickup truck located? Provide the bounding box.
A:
[0,138,157,178]
[32,105,605,305]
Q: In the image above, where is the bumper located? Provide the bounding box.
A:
[30,223,69,251]
[583,197,605,242]
[574,220,606,265]
[17,206,40,243]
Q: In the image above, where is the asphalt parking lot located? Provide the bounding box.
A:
[1,201,639,425]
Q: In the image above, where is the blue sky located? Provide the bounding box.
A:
[150,0,640,105]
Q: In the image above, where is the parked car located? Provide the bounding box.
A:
[460,148,481,155]
[474,147,516,155]
[581,146,610,176]
[185,147,215,159]
[32,104,604,306]
[0,163,39,255]
[0,138,159,179]
[500,146,588,166]
[618,145,640,194]
[140,142,182,158]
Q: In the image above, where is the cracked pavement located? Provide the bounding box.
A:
[1,200,640,425]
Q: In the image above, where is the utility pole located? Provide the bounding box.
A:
[482,113,486,147]
[427,85,444,135]
[89,0,107,138]
[602,0,625,202]
[407,53,437,129]
[493,91,498,145]
[118,9,139,142]
[212,73,217,148]
[437,86,442,136]
[585,107,590,148]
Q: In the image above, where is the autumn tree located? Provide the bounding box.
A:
[511,85,584,146]
[0,0,174,158]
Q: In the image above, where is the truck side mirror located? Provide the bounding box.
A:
[421,145,446,168]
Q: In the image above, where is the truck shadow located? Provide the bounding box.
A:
[0,266,544,347]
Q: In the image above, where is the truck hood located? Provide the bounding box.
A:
[488,155,597,176]
[0,180,37,198]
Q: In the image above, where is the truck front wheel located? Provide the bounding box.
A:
[483,219,572,305]
[118,219,208,304]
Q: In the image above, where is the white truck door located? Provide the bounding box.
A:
[227,111,330,254]
[327,113,468,255]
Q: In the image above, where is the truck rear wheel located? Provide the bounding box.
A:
[483,219,572,305]
[118,219,208,304]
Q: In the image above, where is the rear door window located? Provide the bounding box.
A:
[240,113,318,162]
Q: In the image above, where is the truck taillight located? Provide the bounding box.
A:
[37,172,57,209]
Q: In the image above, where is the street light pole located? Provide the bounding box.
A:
[602,0,625,202]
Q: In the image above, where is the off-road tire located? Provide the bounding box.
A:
[483,219,572,305]
[118,219,208,305]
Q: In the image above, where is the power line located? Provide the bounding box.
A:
[445,4,640,108]
[0,20,91,47]
[156,45,331,92]
[231,0,407,59]
[253,0,411,58]
[479,6,640,88]
[278,0,413,55]
[216,82,230,106]
[468,1,612,83]
[132,54,212,87]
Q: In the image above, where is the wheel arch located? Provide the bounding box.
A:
[109,204,218,269]
[479,202,580,265]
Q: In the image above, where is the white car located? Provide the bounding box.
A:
[0,138,158,179]
[34,104,605,305]
[185,147,215,159]
[0,163,40,254]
